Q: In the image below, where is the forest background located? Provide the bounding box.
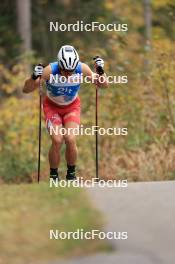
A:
[0,0,175,183]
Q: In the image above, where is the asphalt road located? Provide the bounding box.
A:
[51,181,175,264]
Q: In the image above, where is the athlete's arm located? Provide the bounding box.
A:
[23,64,51,93]
[81,63,108,88]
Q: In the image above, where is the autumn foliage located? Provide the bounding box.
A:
[0,0,175,182]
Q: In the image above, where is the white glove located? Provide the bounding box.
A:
[32,64,44,80]
[94,57,104,68]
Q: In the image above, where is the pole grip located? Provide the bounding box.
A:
[93,56,104,75]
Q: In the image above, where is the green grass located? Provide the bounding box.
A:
[0,183,111,264]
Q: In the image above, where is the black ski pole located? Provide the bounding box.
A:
[37,77,42,183]
[93,56,104,182]
[95,82,99,181]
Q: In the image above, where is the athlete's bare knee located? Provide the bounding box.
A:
[51,135,63,148]
[64,134,76,145]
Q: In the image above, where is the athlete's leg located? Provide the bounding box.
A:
[63,106,80,164]
[64,121,78,180]
[49,125,64,169]
[63,108,80,180]
[43,97,64,178]
[64,121,79,165]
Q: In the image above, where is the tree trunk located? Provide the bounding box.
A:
[16,0,31,51]
[16,0,32,97]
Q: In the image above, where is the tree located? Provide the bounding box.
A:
[16,0,31,51]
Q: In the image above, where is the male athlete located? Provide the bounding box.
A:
[23,45,108,180]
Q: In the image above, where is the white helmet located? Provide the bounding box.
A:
[57,45,79,71]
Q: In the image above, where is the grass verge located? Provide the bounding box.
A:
[0,183,111,264]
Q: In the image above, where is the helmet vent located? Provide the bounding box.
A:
[69,57,71,67]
